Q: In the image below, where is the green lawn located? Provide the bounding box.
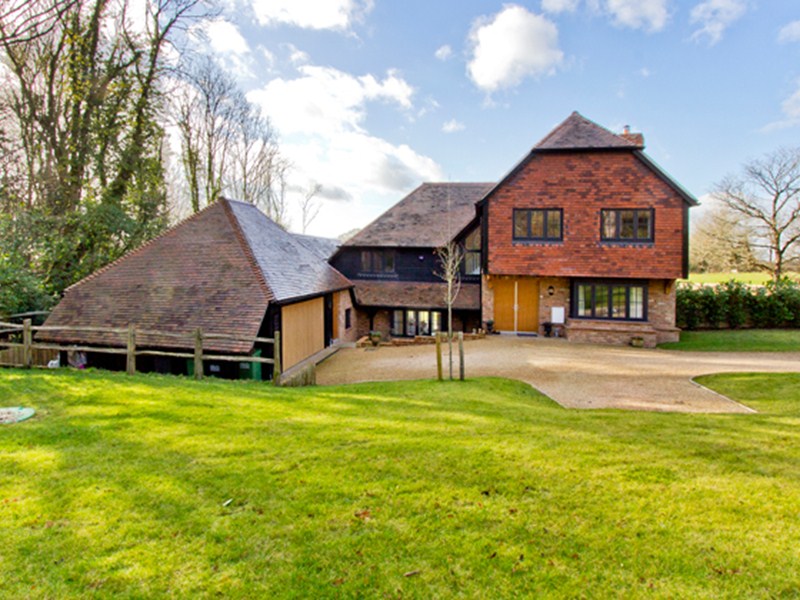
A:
[660,329,800,352]
[3,370,800,598]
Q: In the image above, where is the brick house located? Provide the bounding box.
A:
[478,112,696,347]
[343,112,696,347]
[40,112,696,380]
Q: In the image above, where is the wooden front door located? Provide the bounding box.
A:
[492,278,539,333]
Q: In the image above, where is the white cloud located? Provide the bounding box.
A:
[541,0,580,13]
[247,64,442,235]
[778,20,800,44]
[689,0,747,45]
[639,67,651,77]
[467,5,563,93]
[605,0,669,32]
[442,119,465,133]
[259,46,276,69]
[250,0,373,31]
[434,45,453,61]
[201,19,250,56]
[760,81,800,132]
[781,85,800,120]
[284,43,310,65]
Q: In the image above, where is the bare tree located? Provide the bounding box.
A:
[172,57,290,226]
[690,204,758,273]
[174,58,239,212]
[435,239,463,380]
[713,147,800,281]
[299,182,322,233]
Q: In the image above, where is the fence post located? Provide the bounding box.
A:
[273,330,281,385]
[23,318,32,368]
[435,332,443,381]
[458,331,465,381]
[126,325,136,376]
[194,328,203,380]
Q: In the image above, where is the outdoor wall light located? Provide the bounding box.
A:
[547,286,555,296]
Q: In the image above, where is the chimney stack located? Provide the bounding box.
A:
[620,124,644,148]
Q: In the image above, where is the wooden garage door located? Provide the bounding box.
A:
[282,297,325,370]
[492,278,539,333]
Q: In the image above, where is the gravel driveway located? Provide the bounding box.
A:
[316,335,800,413]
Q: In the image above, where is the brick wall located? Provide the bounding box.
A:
[486,150,687,280]
[481,275,680,345]
[335,290,360,344]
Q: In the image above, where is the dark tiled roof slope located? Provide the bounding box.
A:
[40,201,271,353]
[293,233,340,260]
[534,111,643,151]
[227,201,351,302]
[344,182,494,248]
[353,281,480,311]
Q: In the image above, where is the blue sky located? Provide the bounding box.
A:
[193,1,800,237]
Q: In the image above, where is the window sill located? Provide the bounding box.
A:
[599,241,654,247]
[512,239,563,246]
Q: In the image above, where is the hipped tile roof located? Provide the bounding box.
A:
[353,280,481,311]
[40,199,351,353]
[534,111,644,151]
[344,182,493,248]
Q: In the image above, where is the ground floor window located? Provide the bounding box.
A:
[572,281,647,321]
[391,309,443,336]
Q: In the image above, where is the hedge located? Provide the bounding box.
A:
[677,278,800,330]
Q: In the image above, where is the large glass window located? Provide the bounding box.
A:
[391,310,404,336]
[360,250,396,273]
[405,310,417,336]
[600,209,653,242]
[572,281,647,321]
[513,209,563,241]
[393,309,443,337]
[463,228,481,275]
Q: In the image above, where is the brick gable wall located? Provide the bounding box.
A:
[486,150,686,279]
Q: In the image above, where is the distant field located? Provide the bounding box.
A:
[684,272,774,284]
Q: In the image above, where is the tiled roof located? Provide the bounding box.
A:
[352,280,481,311]
[227,201,351,302]
[40,200,352,353]
[344,183,494,248]
[534,111,643,151]
[293,233,340,260]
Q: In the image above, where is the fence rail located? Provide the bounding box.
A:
[0,320,281,384]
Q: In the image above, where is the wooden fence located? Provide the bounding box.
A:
[0,319,281,384]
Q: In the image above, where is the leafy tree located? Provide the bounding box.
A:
[0,0,204,303]
[713,147,800,282]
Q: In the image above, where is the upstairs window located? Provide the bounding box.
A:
[513,209,562,241]
[601,209,653,242]
[360,250,395,274]
[463,228,481,275]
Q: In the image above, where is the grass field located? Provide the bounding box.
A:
[684,272,799,285]
[2,369,800,598]
[659,329,800,352]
